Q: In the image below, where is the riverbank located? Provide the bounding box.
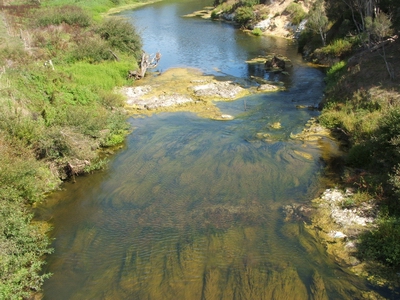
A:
[186,0,309,40]
[0,0,146,297]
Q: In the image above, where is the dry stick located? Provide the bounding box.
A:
[108,49,119,61]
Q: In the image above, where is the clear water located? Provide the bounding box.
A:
[36,0,387,299]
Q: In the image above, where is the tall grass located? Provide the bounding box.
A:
[319,39,353,57]
[60,61,133,90]
[41,0,150,19]
[0,2,142,297]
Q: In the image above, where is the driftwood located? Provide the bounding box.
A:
[128,51,161,80]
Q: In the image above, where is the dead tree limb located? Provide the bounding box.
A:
[128,51,161,80]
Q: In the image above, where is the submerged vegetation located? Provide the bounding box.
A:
[1,0,400,297]
[210,0,400,289]
[0,0,145,298]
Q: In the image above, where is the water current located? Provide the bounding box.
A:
[36,0,387,298]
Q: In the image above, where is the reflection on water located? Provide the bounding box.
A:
[36,0,384,299]
[37,109,375,299]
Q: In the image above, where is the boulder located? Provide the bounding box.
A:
[265,55,286,70]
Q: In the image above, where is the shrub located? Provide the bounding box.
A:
[324,60,347,90]
[358,217,400,268]
[100,91,125,109]
[320,39,353,57]
[346,143,373,168]
[211,10,219,20]
[252,27,263,36]
[0,135,55,298]
[239,0,259,7]
[70,35,115,63]
[234,7,254,26]
[96,18,142,59]
[376,109,400,163]
[36,5,91,27]
[285,2,306,25]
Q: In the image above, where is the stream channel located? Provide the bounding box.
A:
[36,0,387,299]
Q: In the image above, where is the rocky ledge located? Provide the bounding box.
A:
[284,186,378,280]
[120,68,282,119]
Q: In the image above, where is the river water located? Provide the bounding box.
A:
[36,0,385,299]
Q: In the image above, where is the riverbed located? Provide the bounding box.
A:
[35,0,389,299]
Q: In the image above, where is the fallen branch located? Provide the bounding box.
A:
[369,35,398,53]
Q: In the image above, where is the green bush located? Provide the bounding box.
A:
[211,10,219,20]
[324,60,347,90]
[285,3,306,25]
[376,109,400,163]
[320,39,353,57]
[252,27,263,36]
[0,136,55,298]
[70,35,115,63]
[239,0,259,7]
[37,5,91,27]
[358,217,400,268]
[100,91,125,109]
[96,18,142,59]
[346,143,373,168]
[234,7,254,26]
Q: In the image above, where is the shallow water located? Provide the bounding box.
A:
[36,0,386,299]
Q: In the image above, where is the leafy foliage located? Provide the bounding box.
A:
[234,7,254,26]
[0,1,144,298]
[358,217,400,268]
[96,18,143,59]
[285,2,306,25]
[0,136,56,299]
[306,0,329,46]
[252,27,263,36]
[319,39,353,57]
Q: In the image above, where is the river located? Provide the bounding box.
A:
[36,0,386,299]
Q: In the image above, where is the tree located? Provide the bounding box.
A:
[365,12,395,80]
[341,0,377,33]
[306,0,329,46]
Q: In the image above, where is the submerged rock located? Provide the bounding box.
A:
[191,81,245,99]
[265,55,286,71]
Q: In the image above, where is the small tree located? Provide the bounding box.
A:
[366,12,394,79]
[306,0,329,46]
[234,7,254,27]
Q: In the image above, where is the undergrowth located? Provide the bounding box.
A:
[0,0,143,298]
[320,38,400,272]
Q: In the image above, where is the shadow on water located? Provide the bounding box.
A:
[35,0,391,299]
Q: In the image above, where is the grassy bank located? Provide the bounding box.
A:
[300,2,400,288]
[318,40,400,283]
[0,0,146,298]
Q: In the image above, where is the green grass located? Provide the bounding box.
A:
[252,27,263,36]
[41,0,148,20]
[0,1,143,297]
[320,37,400,272]
[319,39,353,57]
[60,61,133,91]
